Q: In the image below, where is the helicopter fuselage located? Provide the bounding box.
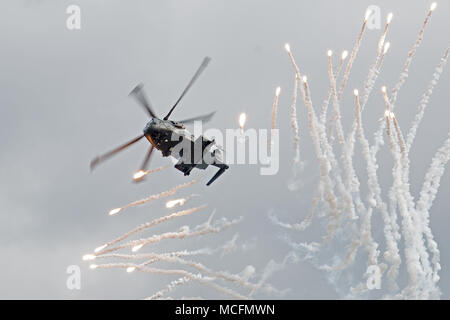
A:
[142,117,228,185]
[143,118,190,157]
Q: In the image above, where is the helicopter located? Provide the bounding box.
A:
[90,57,228,186]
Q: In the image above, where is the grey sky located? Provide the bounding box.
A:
[0,0,449,299]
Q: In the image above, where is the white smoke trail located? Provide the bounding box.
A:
[328,54,346,146]
[94,248,214,261]
[134,265,250,299]
[285,44,304,191]
[392,114,435,298]
[380,89,402,250]
[353,91,380,267]
[108,180,197,215]
[268,186,322,231]
[302,74,360,246]
[417,133,450,292]
[390,4,437,108]
[320,50,347,125]
[337,10,369,100]
[129,215,242,252]
[146,276,191,300]
[98,214,242,255]
[289,77,300,165]
[301,76,339,220]
[328,74,366,253]
[327,54,358,221]
[320,238,360,272]
[386,112,427,299]
[221,234,239,258]
[249,251,298,297]
[271,87,281,135]
[406,47,450,153]
[94,205,207,255]
[286,54,357,242]
[356,92,401,289]
[361,13,393,108]
[144,255,269,293]
[269,87,282,158]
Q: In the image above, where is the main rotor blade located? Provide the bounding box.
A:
[129,83,158,118]
[163,57,211,120]
[90,134,145,171]
[177,111,216,124]
[133,145,155,182]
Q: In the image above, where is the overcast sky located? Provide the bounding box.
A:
[0,0,449,299]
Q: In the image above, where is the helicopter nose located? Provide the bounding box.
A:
[143,121,153,134]
[144,119,161,135]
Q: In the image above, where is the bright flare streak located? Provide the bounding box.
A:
[354,89,359,96]
[302,75,308,83]
[341,50,349,60]
[108,208,122,216]
[82,254,96,261]
[390,111,395,119]
[166,198,186,208]
[385,110,391,118]
[365,8,372,21]
[327,50,333,57]
[132,244,143,252]
[126,267,136,273]
[239,113,247,129]
[284,43,291,53]
[381,86,387,93]
[383,42,391,54]
[387,12,394,24]
[94,244,107,253]
[276,86,281,97]
[89,264,98,269]
[133,170,145,180]
[430,2,437,11]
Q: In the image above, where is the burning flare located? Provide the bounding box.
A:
[126,267,136,273]
[133,170,146,180]
[108,208,122,216]
[82,254,96,261]
[239,113,247,129]
[430,2,437,12]
[276,86,281,97]
[94,244,107,253]
[166,198,187,209]
[284,43,291,53]
[364,8,372,22]
[383,42,391,55]
[132,244,144,252]
[387,12,394,24]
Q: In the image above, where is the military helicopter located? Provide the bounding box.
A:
[90,57,228,186]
